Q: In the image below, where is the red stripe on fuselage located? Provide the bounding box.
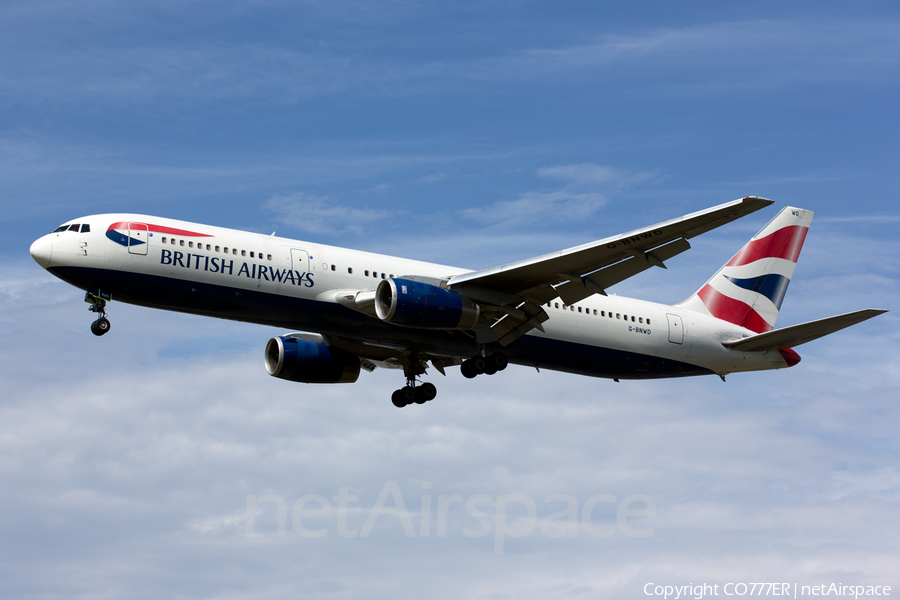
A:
[697,284,774,333]
[725,225,808,267]
[107,222,214,238]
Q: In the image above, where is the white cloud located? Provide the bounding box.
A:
[2,17,897,105]
[418,171,445,184]
[3,245,899,597]
[264,191,397,235]
[460,163,660,228]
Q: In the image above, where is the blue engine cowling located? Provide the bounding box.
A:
[375,278,479,329]
[265,336,360,384]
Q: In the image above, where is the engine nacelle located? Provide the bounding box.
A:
[265,336,360,384]
[375,278,479,329]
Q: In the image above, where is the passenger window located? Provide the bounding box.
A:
[232,249,237,255]
[365,270,369,276]
[206,244,211,250]
[555,303,559,309]
[241,250,246,257]
[68,224,80,231]
[250,252,254,258]
[215,246,220,252]
[180,240,185,246]
[189,242,194,248]
[161,237,167,243]
[593,309,597,315]
[80,224,90,233]
[578,307,582,313]
[631,316,635,322]
[267,254,272,260]
[332,265,336,271]
[348,268,353,274]
[639,317,643,324]
[616,313,620,319]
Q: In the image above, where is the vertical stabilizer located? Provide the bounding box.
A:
[678,206,814,332]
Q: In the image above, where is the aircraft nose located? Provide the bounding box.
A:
[30,235,53,268]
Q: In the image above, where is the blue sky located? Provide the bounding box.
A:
[1,2,898,598]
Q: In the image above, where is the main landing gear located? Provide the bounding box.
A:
[391,381,437,408]
[460,353,508,379]
[86,292,111,336]
[392,352,438,408]
[389,351,509,408]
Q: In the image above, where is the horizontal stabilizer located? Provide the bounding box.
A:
[722,309,887,352]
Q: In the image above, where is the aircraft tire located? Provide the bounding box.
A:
[91,318,111,336]
[492,353,508,371]
[473,356,487,374]
[483,362,498,375]
[461,360,478,379]
[391,389,406,408]
[420,382,437,401]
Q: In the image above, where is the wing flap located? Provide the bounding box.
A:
[722,309,887,352]
[556,237,691,305]
[491,301,550,346]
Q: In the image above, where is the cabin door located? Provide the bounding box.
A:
[127,222,149,255]
[666,313,684,344]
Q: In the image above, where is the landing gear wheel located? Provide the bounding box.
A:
[483,362,498,375]
[91,317,111,336]
[492,353,508,371]
[461,360,478,379]
[473,356,487,374]
[420,382,437,401]
[402,386,417,404]
[391,389,407,408]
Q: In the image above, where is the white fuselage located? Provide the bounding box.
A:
[30,213,794,380]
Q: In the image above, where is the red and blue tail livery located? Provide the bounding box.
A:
[679,207,813,333]
[30,200,885,407]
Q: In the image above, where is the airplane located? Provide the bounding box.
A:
[29,196,886,407]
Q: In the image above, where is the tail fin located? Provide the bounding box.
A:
[678,206,814,333]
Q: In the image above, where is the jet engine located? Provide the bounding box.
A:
[265,336,360,384]
[375,278,479,329]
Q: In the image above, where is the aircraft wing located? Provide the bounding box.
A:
[447,196,774,345]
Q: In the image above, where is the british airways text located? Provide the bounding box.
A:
[160,249,314,287]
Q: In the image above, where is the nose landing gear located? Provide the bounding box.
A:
[85,291,111,336]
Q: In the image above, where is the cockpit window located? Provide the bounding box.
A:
[80,224,90,233]
[68,224,80,231]
[53,225,69,233]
